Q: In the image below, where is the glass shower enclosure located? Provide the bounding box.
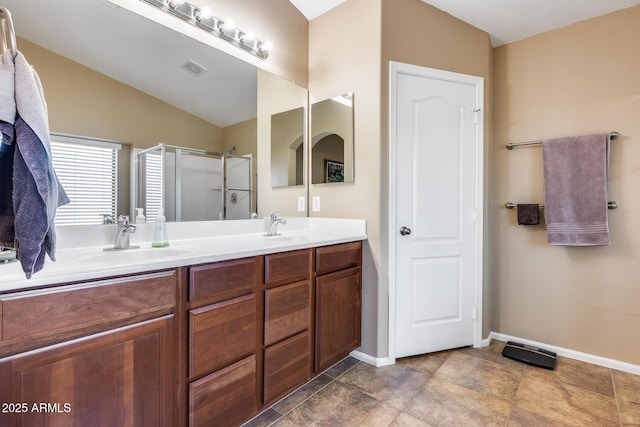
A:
[136,144,253,222]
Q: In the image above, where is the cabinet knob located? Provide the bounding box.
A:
[400,226,412,236]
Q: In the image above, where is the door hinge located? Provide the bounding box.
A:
[472,307,478,320]
[472,108,481,125]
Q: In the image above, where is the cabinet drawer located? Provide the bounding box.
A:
[264,249,311,287]
[189,355,257,427]
[315,241,362,275]
[189,257,260,305]
[264,331,311,405]
[189,294,256,379]
[264,281,310,346]
[0,270,176,344]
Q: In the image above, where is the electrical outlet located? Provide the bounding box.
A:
[297,196,305,212]
[312,196,320,212]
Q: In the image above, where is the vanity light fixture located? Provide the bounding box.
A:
[140,0,273,60]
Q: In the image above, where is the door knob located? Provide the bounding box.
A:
[400,226,412,236]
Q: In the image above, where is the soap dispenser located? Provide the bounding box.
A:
[152,208,169,247]
[135,208,146,224]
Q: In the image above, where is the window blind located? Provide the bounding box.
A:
[50,134,121,226]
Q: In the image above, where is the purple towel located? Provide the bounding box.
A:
[517,204,540,225]
[542,133,610,246]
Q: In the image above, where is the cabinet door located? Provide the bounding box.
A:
[0,315,175,427]
[315,266,362,373]
[189,294,256,379]
[189,355,257,427]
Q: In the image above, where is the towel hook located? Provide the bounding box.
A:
[0,7,17,58]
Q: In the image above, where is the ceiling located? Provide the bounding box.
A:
[290,0,640,46]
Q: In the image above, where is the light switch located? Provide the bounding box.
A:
[312,196,320,212]
[297,196,305,212]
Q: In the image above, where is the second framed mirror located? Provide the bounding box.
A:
[311,93,354,184]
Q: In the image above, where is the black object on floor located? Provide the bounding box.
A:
[502,341,557,370]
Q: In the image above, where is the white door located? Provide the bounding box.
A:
[391,63,483,358]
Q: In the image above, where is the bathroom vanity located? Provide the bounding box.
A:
[0,218,365,427]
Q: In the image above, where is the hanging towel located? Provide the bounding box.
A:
[0,51,16,249]
[542,133,610,246]
[12,51,69,278]
[517,204,540,225]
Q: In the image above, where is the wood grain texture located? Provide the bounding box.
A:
[189,355,257,427]
[264,249,312,287]
[264,281,311,346]
[315,266,362,373]
[189,294,256,380]
[0,315,175,427]
[189,257,261,305]
[0,270,176,344]
[315,241,362,275]
[264,331,311,405]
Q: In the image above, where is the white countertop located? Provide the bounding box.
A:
[0,217,366,293]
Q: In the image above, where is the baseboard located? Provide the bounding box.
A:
[490,332,640,375]
[350,350,391,367]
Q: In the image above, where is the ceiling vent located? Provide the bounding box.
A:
[180,59,208,76]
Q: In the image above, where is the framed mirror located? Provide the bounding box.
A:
[5,0,308,223]
[270,107,305,188]
[311,93,354,184]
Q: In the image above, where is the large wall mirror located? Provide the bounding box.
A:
[5,0,309,223]
[311,93,354,184]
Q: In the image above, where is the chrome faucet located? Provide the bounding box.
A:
[267,212,286,236]
[105,215,139,251]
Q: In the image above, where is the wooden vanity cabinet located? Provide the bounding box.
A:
[0,270,179,427]
[314,241,362,373]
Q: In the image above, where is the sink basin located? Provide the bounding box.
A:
[79,247,192,264]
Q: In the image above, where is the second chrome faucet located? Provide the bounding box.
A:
[267,212,286,236]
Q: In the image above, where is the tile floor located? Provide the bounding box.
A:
[243,340,640,427]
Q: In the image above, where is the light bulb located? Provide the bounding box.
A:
[220,18,235,33]
[196,6,212,21]
[168,0,185,8]
[241,30,255,43]
[259,41,273,53]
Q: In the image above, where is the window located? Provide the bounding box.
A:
[50,134,121,226]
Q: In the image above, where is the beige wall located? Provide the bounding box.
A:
[309,0,492,358]
[492,5,640,365]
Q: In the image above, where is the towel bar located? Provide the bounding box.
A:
[506,131,619,150]
[505,202,617,210]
